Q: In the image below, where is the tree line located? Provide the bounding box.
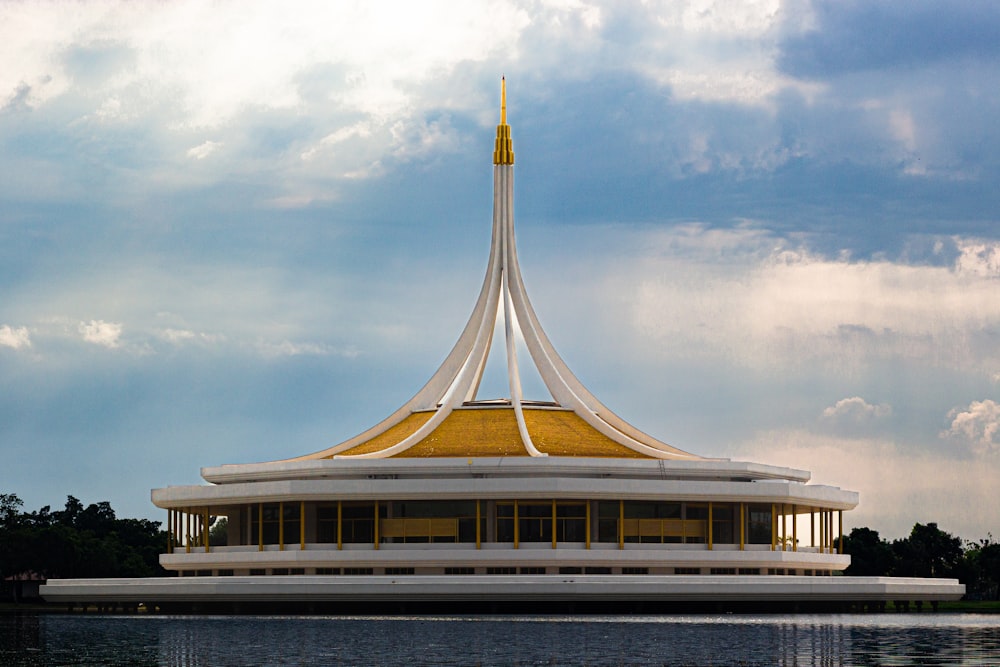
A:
[1,493,166,594]
[837,523,1000,600]
[3,493,999,600]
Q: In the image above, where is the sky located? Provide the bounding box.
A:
[1,0,999,541]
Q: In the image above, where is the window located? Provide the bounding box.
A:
[445,567,475,575]
[519,567,545,574]
[381,501,482,544]
[584,567,611,574]
[559,567,583,574]
[316,505,338,543]
[379,500,485,542]
[555,503,587,543]
[249,503,300,546]
[747,504,772,544]
[711,503,735,545]
[496,502,556,543]
[249,504,280,545]
[597,501,620,543]
[738,568,760,575]
[620,501,702,544]
[517,502,552,542]
[316,568,340,575]
[622,567,649,575]
[709,568,736,575]
[341,503,382,543]
[496,503,516,543]
[675,568,701,575]
[487,567,516,575]
[344,568,374,575]
[385,568,414,575]
[684,504,708,544]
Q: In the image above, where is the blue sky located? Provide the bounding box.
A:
[2,0,998,540]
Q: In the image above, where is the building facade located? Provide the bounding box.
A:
[153,80,856,580]
[43,81,964,610]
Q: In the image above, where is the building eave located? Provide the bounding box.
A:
[200,456,812,485]
[152,477,858,511]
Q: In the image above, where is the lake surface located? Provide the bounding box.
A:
[2,612,999,666]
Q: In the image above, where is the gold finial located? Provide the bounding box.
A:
[493,77,514,165]
[501,77,507,125]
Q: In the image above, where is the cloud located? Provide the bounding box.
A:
[731,429,999,539]
[0,1,530,125]
[186,141,222,160]
[159,328,227,346]
[778,1,1000,78]
[625,228,1000,373]
[955,239,1000,277]
[944,400,1000,456]
[822,397,892,422]
[78,320,123,348]
[254,340,357,359]
[0,325,31,349]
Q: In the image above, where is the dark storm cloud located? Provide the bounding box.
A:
[779,0,1000,78]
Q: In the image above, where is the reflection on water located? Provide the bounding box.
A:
[2,613,999,666]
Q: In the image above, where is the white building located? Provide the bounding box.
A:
[42,82,963,611]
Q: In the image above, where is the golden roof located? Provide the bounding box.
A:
[331,407,652,459]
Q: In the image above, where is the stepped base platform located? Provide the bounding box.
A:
[41,575,964,614]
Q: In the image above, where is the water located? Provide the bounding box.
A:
[2,613,999,666]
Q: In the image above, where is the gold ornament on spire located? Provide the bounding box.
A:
[493,77,514,165]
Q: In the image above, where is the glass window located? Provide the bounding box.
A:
[496,503,515,542]
[597,501,620,543]
[249,504,280,545]
[684,504,708,544]
[620,501,700,543]
[712,503,735,545]
[382,500,481,544]
[555,502,586,543]
[316,505,338,543]
[342,502,381,543]
[517,502,552,543]
[747,504,772,544]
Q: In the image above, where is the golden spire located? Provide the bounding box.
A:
[501,77,507,124]
[493,77,514,165]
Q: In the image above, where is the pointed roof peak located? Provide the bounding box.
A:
[493,77,514,165]
[280,84,701,462]
[501,76,507,125]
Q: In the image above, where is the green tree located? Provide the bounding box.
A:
[2,494,170,582]
[839,526,897,576]
[893,522,963,578]
[960,537,1000,600]
[55,495,84,527]
[1,493,27,596]
[1,493,24,529]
